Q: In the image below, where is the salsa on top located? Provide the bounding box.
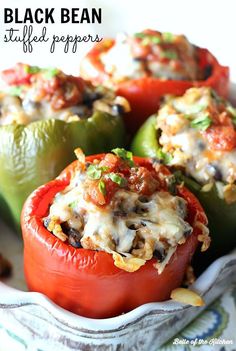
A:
[100,29,204,83]
[157,87,236,200]
[0,63,130,125]
[43,148,209,273]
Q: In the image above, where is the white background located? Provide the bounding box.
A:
[0,0,236,81]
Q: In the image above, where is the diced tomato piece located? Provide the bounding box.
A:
[1,63,32,86]
[128,167,159,195]
[130,38,151,59]
[205,125,236,151]
[85,180,106,206]
[99,154,121,172]
[85,178,118,207]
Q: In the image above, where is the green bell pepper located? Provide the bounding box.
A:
[131,114,236,260]
[0,111,125,231]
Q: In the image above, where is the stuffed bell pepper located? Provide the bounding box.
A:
[132,87,236,259]
[0,63,128,230]
[22,148,209,318]
[80,29,229,134]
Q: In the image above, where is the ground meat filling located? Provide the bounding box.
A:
[0,66,130,126]
[44,149,194,273]
[157,87,236,202]
[101,30,203,83]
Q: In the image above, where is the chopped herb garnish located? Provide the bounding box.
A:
[134,32,146,39]
[183,114,192,120]
[8,86,23,97]
[163,32,174,42]
[160,50,178,60]
[87,165,109,180]
[107,173,127,187]
[24,65,41,74]
[112,148,134,167]
[69,201,77,209]
[134,32,161,46]
[151,36,161,44]
[191,114,212,131]
[43,67,59,79]
[157,149,173,165]
[98,180,106,195]
[87,165,102,180]
[141,37,151,46]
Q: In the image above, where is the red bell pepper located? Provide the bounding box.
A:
[80,40,229,134]
[21,155,208,319]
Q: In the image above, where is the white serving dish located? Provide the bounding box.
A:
[1,219,236,350]
[0,83,236,351]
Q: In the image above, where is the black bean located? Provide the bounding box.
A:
[113,210,127,217]
[203,64,213,80]
[128,224,137,230]
[43,217,51,229]
[135,206,149,214]
[197,140,206,151]
[153,248,166,262]
[208,164,223,181]
[133,57,145,62]
[184,228,192,237]
[68,228,82,248]
[213,165,223,181]
[138,195,149,203]
[112,104,126,115]
[83,91,103,105]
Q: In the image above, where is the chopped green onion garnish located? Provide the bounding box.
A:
[163,32,174,42]
[8,86,23,97]
[160,50,178,60]
[87,165,109,180]
[151,36,161,44]
[43,67,59,79]
[157,149,173,164]
[135,32,161,46]
[87,165,102,179]
[141,37,151,46]
[107,173,127,187]
[69,201,77,209]
[134,32,146,39]
[111,148,134,167]
[191,114,212,131]
[98,180,106,195]
[24,65,41,74]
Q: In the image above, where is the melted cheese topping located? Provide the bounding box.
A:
[47,170,192,273]
[0,93,81,125]
[157,87,236,185]
[0,75,128,126]
[101,31,200,83]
